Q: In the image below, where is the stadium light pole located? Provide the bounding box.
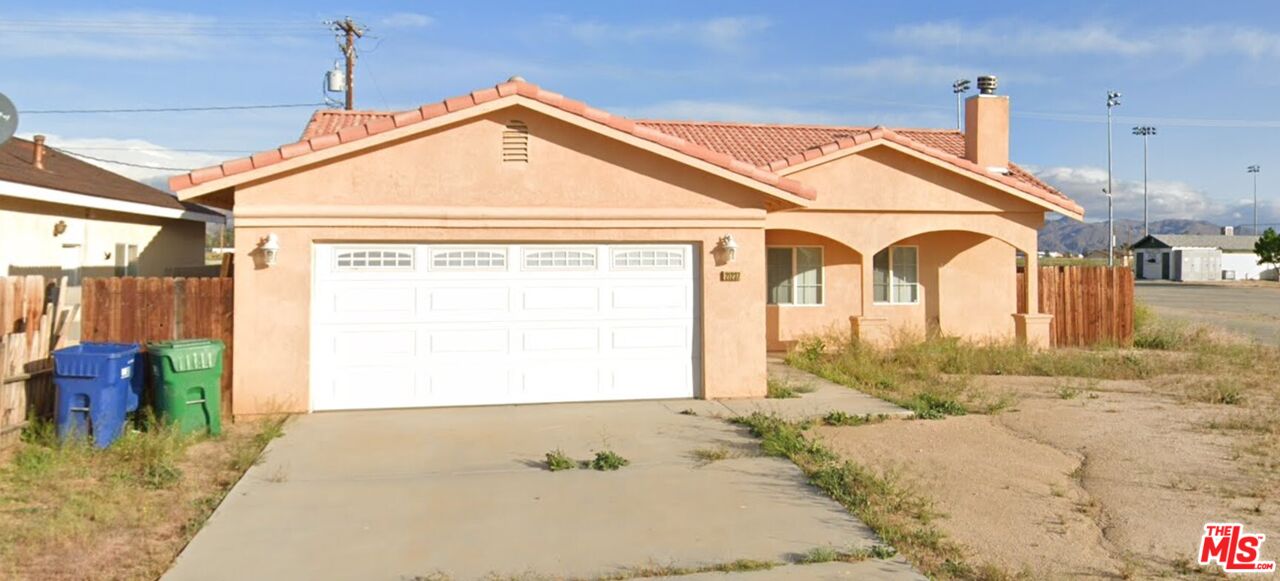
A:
[1248,165,1261,235]
[952,79,970,130]
[1106,90,1121,266]
[1132,126,1156,236]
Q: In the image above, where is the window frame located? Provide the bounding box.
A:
[766,245,825,307]
[872,245,920,305]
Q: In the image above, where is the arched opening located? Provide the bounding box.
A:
[866,229,1023,341]
[764,229,863,351]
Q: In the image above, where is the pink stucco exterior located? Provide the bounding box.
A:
[175,84,1074,416]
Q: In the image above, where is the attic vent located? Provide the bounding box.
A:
[502,121,529,163]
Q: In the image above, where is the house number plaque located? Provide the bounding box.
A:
[720,272,741,282]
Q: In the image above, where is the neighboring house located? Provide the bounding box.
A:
[0,136,224,337]
[169,77,1082,415]
[1132,229,1272,281]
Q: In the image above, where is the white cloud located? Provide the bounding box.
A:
[823,57,966,86]
[552,15,771,52]
[23,133,233,189]
[379,12,433,29]
[1033,165,1280,227]
[888,20,1280,61]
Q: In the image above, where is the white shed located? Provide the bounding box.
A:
[1132,232,1276,281]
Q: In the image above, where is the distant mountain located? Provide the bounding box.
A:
[1039,218,1225,255]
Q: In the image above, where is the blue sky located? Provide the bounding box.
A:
[7,1,1280,227]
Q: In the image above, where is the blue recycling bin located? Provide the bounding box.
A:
[52,343,142,448]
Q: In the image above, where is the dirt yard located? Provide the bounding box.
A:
[0,418,285,581]
[814,375,1279,578]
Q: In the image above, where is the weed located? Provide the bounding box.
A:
[545,449,575,472]
[796,546,840,564]
[869,544,898,559]
[766,378,799,399]
[732,413,986,578]
[822,411,873,426]
[587,450,629,471]
[678,409,697,416]
[1190,379,1244,405]
[1055,381,1081,400]
[690,446,733,463]
[908,392,968,420]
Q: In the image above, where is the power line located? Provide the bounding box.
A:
[52,147,194,172]
[22,102,326,115]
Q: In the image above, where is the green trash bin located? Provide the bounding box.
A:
[147,339,225,436]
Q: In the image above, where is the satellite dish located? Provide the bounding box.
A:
[0,93,17,146]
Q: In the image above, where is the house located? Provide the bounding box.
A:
[1132,229,1272,281]
[0,136,224,337]
[168,77,1082,415]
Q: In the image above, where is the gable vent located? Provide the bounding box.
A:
[502,121,529,163]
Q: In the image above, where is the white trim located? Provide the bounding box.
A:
[766,245,825,306]
[0,177,223,223]
[872,245,921,305]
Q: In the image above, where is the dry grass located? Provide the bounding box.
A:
[0,416,287,580]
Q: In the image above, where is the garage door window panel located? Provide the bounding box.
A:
[430,248,507,270]
[612,248,685,269]
[335,248,414,270]
[523,247,597,270]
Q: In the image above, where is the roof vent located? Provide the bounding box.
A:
[33,134,46,170]
[507,75,526,83]
[503,120,529,163]
[977,75,998,95]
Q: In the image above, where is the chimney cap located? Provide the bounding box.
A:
[507,75,526,83]
[977,75,998,95]
[32,134,46,170]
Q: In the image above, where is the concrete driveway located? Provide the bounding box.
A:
[165,397,921,580]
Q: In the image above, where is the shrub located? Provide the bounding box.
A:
[545,449,575,472]
[588,450,630,471]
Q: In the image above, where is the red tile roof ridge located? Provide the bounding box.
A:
[636,119,962,133]
[174,80,817,201]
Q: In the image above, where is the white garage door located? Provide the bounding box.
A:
[311,243,699,410]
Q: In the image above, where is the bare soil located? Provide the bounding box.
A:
[0,419,283,581]
[814,375,1280,579]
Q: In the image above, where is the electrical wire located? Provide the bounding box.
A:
[22,102,326,115]
[52,147,195,172]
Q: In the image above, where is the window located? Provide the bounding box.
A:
[766,247,823,305]
[335,248,414,270]
[873,246,919,304]
[612,248,684,269]
[114,243,138,276]
[503,121,529,163]
[523,247,596,269]
[430,248,507,269]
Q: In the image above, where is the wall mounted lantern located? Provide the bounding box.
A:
[716,234,739,264]
[259,233,280,267]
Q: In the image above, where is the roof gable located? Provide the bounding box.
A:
[170,81,815,206]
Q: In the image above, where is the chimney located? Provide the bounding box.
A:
[1223,226,1234,236]
[32,134,46,170]
[964,75,1009,173]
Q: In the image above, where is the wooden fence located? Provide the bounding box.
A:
[1,276,65,449]
[1018,265,1135,347]
[81,277,234,416]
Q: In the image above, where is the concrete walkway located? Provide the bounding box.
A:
[166,366,918,581]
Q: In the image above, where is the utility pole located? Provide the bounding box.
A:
[952,79,970,131]
[330,17,364,110]
[1106,90,1121,266]
[1132,126,1156,236]
[1248,165,1261,234]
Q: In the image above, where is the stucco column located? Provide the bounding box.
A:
[850,244,890,346]
[1014,250,1052,347]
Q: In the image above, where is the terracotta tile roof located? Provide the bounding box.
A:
[172,80,816,201]
[0,137,221,217]
[172,81,1081,216]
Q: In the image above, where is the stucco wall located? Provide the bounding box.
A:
[764,230,861,351]
[229,108,773,415]
[0,194,207,280]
